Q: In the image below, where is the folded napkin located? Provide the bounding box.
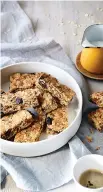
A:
[1,1,103,191]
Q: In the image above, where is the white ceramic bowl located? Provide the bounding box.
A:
[0,62,82,157]
[73,154,103,192]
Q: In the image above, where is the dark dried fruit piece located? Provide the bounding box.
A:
[46,117,52,125]
[0,111,4,118]
[16,97,23,104]
[39,79,47,88]
[0,90,5,95]
[27,108,38,119]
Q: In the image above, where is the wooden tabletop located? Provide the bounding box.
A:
[1,1,103,192]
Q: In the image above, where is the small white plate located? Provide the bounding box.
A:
[0,62,82,157]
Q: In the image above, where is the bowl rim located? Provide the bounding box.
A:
[0,61,83,146]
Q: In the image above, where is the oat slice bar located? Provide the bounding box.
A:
[41,92,58,113]
[14,107,46,143]
[90,92,103,107]
[10,73,37,92]
[46,107,68,133]
[88,108,103,132]
[0,110,34,140]
[0,88,42,115]
[35,72,75,106]
[14,122,42,142]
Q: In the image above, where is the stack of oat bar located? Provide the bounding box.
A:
[0,72,75,142]
[88,92,103,132]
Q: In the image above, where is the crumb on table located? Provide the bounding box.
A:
[86,136,93,143]
[89,128,94,134]
[95,146,100,151]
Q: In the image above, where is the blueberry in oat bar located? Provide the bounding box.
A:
[0,110,34,140]
[14,122,42,143]
[35,72,75,106]
[90,92,103,107]
[27,108,39,118]
[88,108,103,132]
[16,97,23,104]
[10,73,37,92]
[46,117,53,125]
[0,88,42,115]
[35,72,59,89]
[37,72,58,89]
[46,107,68,133]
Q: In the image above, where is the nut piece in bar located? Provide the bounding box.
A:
[14,122,42,142]
[0,110,34,140]
[35,72,75,106]
[0,88,42,115]
[10,73,37,92]
[46,107,68,133]
[90,92,103,107]
[88,108,103,132]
